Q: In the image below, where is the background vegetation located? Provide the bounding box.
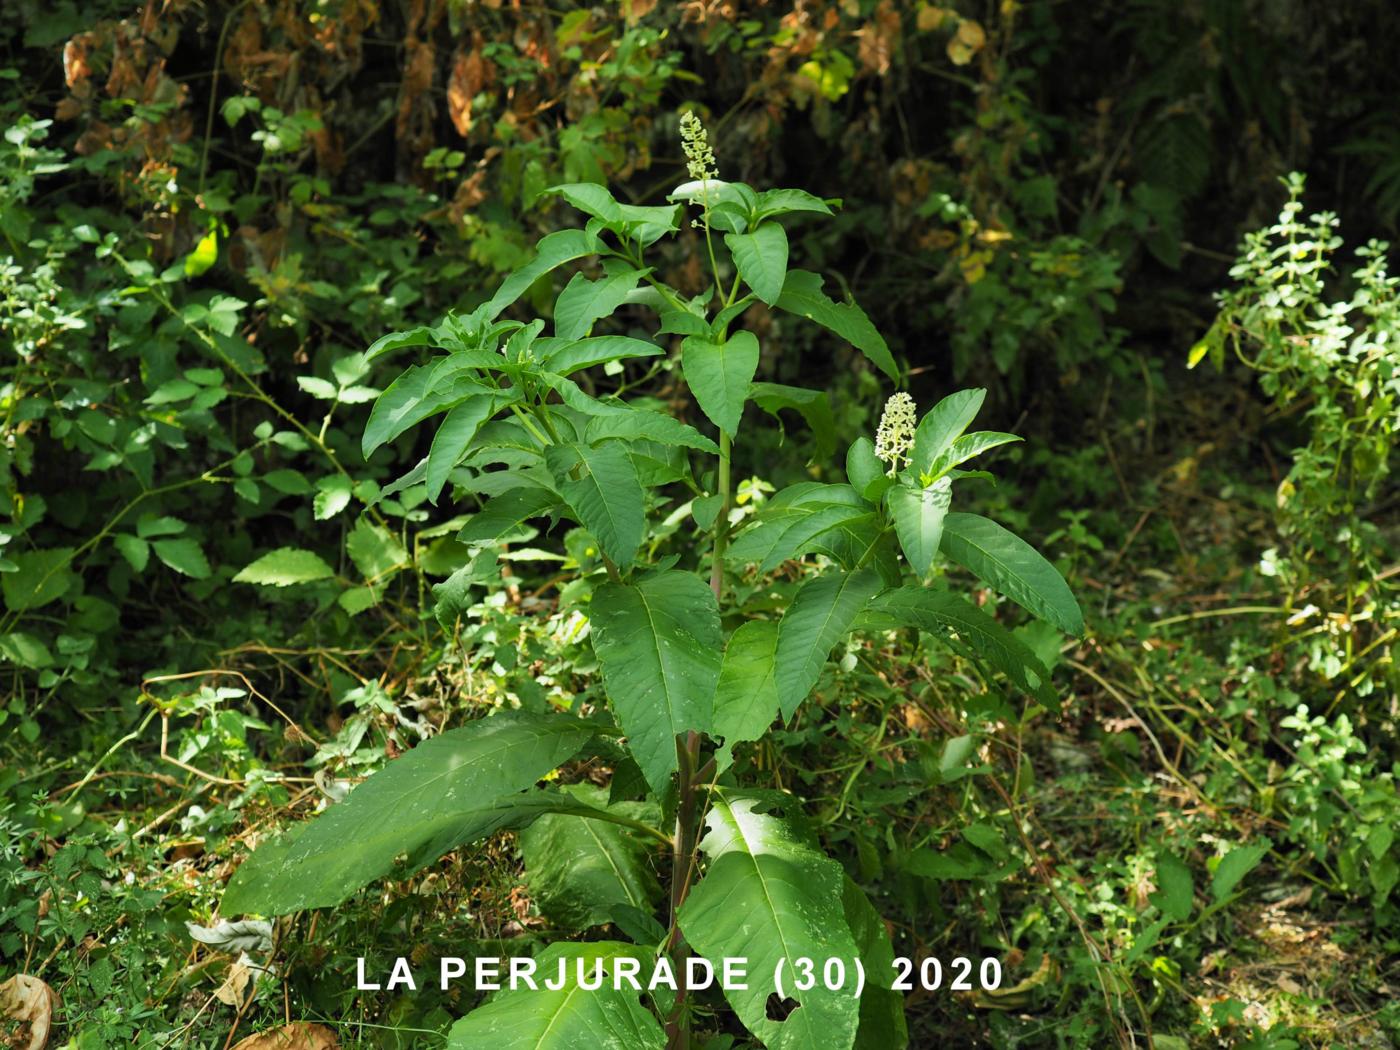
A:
[2,0,1399,1046]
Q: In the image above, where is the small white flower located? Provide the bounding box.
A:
[874,392,917,476]
[679,111,719,182]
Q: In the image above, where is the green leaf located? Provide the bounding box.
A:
[775,568,883,717]
[842,877,909,1049]
[233,548,335,587]
[362,355,495,457]
[887,479,951,577]
[774,270,898,381]
[486,228,602,319]
[546,442,645,568]
[296,375,338,400]
[1151,853,1194,921]
[585,407,718,454]
[756,188,837,219]
[2,548,75,612]
[546,182,623,223]
[519,784,661,930]
[222,712,596,914]
[445,942,666,1050]
[152,537,211,580]
[346,520,408,583]
[113,534,150,572]
[541,335,663,377]
[0,632,54,669]
[1212,840,1271,902]
[426,395,500,504]
[712,620,780,768]
[313,475,353,520]
[727,499,874,573]
[725,223,789,304]
[136,515,187,539]
[677,792,862,1050]
[910,389,985,478]
[749,382,837,460]
[863,586,1056,705]
[928,431,1022,478]
[845,437,890,502]
[681,331,760,437]
[183,229,218,277]
[940,513,1084,635]
[590,572,721,793]
[457,488,558,547]
[553,269,647,341]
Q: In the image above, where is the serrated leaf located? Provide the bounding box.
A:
[725,222,789,304]
[346,520,408,583]
[774,270,897,381]
[678,792,862,1050]
[545,442,644,568]
[152,537,211,580]
[445,942,665,1050]
[888,479,951,577]
[136,515,187,539]
[940,513,1084,635]
[775,568,882,717]
[296,376,338,400]
[712,620,780,769]
[233,548,336,587]
[113,534,150,572]
[519,784,661,930]
[590,572,720,793]
[222,712,596,914]
[910,389,985,477]
[681,331,760,437]
[313,475,352,520]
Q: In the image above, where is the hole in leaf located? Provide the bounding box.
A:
[765,991,799,1021]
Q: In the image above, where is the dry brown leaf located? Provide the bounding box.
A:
[229,1022,338,1050]
[0,975,56,1050]
[213,955,254,1007]
[447,47,487,138]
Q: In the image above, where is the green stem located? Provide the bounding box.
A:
[708,431,732,599]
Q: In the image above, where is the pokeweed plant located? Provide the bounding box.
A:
[220,113,1083,1050]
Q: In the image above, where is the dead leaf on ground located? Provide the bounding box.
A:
[0,975,56,1050]
[229,1022,338,1050]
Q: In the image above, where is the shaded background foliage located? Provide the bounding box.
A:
[4,0,1400,1047]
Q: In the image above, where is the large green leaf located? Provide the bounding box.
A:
[553,269,647,341]
[545,441,645,568]
[725,222,789,304]
[222,712,595,914]
[863,586,1056,705]
[590,572,720,792]
[446,942,666,1050]
[842,877,909,1049]
[233,548,335,587]
[927,430,1022,479]
[678,792,862,1050]
[486,228,601,319]
[887,478,951,577]
[712,620,781,769]
[774,270,898,381]
[426,394,503,504]
[2,548,75,612]
[681,331,760,437]
[519,784,661,930]
[585,407,719,454]
[541,335,662,377]
[940,513,1084,635]
[749,382,837,459]
[775,568,883,717]
[727,500,873,573]
[457,487,558,547]
[362,356,496,457]
[909,389,985,478]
